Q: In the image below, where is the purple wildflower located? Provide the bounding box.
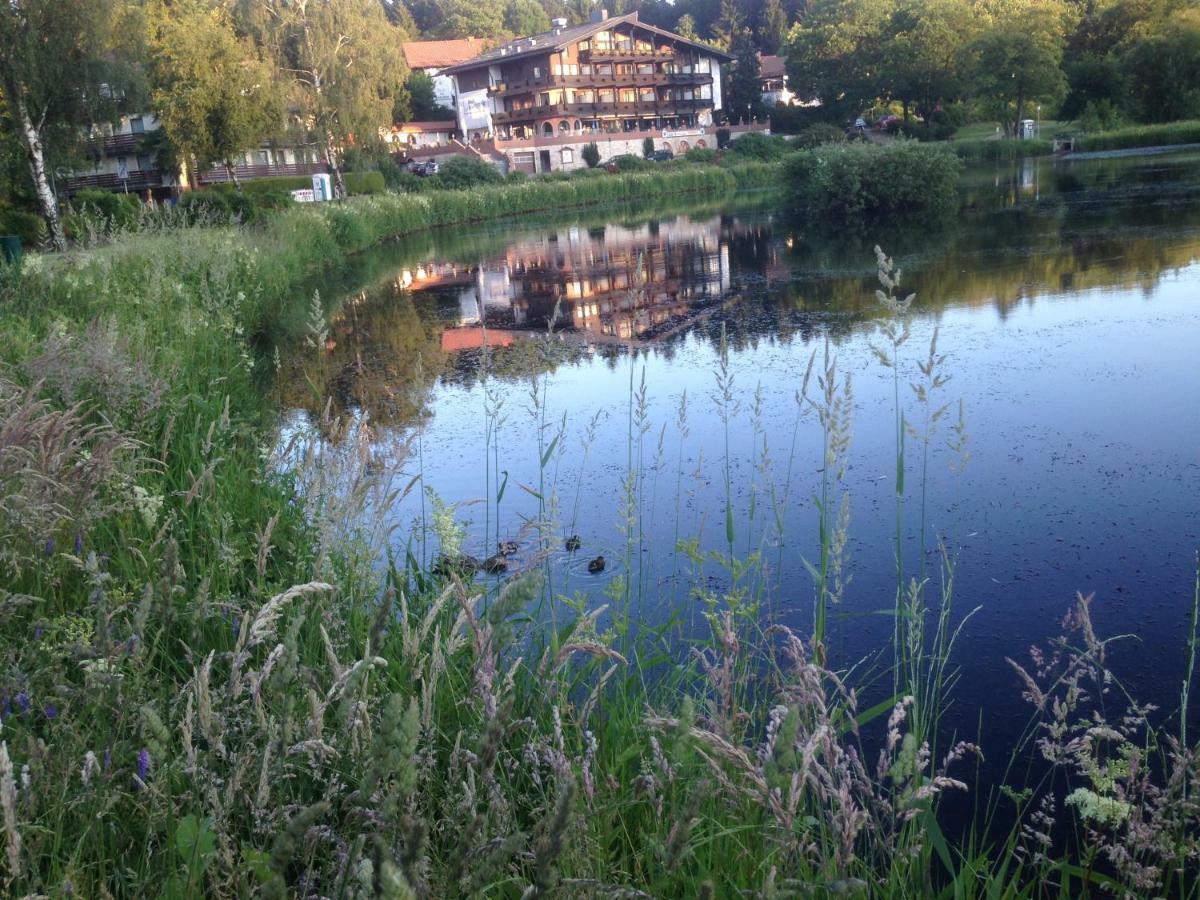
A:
[15,692,30,714]
[103,747,111,770]
[44,704,57,720]
[44,537,54,556]
[137,748,150,780]
[1,697,10,719]
[74,533,83,555]
[33,625,43,641]
[231,615,240,641]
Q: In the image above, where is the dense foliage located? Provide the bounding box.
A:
[785,140,962,223]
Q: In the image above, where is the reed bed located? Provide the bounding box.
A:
[0,172,1197,898]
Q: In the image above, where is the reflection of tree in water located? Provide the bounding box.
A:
[276,282,451,433]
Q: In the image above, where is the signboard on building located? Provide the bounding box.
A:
[662,128,704,139]
[459,88,492,133]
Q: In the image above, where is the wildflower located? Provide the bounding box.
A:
[44,538,54,556]
[81,752,98,785]
[74,533,83,555]
[136,748,151,785]
[14,693,29,715]
[44,704,57,721]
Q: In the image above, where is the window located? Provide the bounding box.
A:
[542,122,554,136]
[619,89,636,103]
[561,149,574,164]
[130,116,145,134]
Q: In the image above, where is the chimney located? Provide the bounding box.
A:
[589,8,609,22]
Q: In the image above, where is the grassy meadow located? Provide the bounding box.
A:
[0,157,1197,898]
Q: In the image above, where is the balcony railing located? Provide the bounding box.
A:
[197,162,327,185]
[61,170,164,195]
[581,47,675,63]
[495,97,713,124]
[489,70,711,96]
[83,132,149,159]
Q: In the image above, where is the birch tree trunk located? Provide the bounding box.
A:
[15,95,65,251]
[325,135,346,199]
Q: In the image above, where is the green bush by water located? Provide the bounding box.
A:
[786,141,963,223]
[1074,119,1200,151]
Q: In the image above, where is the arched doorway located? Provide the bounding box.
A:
[542,122,554,137]
[558,120,571,135]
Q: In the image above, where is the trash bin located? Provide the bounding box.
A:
[0,235,21,266]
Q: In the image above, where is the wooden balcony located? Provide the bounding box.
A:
[61,170,165,195]
[489,70,712,96]
[581,47,675,63]
[83,132,149,159]
[495,97,713,125]
[198,162,327,185]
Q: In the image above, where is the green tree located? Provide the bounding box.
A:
[248,0,408,198]
[504,0,550,36]
[582,141,600,167]
[0,0,131,249]
[1122,9,1200,122]
[710,0,745,50]
[784,0,893,120]
[881,0,977,122]
[676,13,700,41]
[965,19,1067,136]
[147,0,282,190]
[758,0,788,55]
[725,30,765,124]
[433,0,507,38]
[403,71,453,121]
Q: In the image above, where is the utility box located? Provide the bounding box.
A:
[1020,119,1037,140]
[312,173,333,201]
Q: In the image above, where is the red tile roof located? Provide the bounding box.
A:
[758,54,787,79]
[402,38,486,70]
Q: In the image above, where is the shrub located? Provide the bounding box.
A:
[684,147,718,163]
[716,127,731,149]
[727,131,792,161]
[64,189,142,238]
[608,154,650,172]
[643,136,655,158]
[433,156,503,190]
[792,123,847,149]
[582,142,601,168]
[785,140,962,224]
[344,170,387,195]
[0,206,43,245]
[505,170,529,183]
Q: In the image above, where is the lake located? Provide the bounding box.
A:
[278,150,1200,769]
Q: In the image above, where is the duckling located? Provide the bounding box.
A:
[565,535,582,552]
[497,540,519,557]
[432,553,481,579]
[482,554,510,574]
[587,555,605,574]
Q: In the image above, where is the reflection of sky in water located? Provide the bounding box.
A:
[280,152,1200,769]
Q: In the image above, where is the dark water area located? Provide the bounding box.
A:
[278,151,1200,814]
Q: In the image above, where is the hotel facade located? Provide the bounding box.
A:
[442,11,767,174]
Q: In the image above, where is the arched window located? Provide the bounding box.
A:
[573,119,583,132]
[542,121,554,137]
[558,120,571,135]
[696,139,707,148]
[679,140,690,151]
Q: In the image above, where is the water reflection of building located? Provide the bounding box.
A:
[436,214,740,349]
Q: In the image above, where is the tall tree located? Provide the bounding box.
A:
[881,0,977,121]
[965,18,1067,135]
[246,0,408,198]
[725,30,765,123]
[758,0,788,55]
[676,14,700,41]
[784,0,893,119]
[504,0,551,36]
[0,0,130,250]
[710,0,746,50]
[147,0,282,189]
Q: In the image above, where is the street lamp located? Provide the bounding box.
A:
[1037,104,1041,139]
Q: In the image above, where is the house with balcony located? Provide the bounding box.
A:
[61,113,176,199]
[442,10,766,175]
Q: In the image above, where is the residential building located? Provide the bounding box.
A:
[401,37,489,111]
[61,113,176,199]
[442,10,767,175]
[758,55,795,107]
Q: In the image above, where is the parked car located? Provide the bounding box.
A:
[411,160,439,176]
[648,149,674,162]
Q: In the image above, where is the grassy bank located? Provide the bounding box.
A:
[951,119,1200,160]
[0,161,1198,897]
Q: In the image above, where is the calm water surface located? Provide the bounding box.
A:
[280,151,1200,760]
